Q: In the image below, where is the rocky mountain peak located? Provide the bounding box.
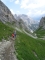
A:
[39,17,45,29]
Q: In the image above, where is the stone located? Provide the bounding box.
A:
[39,17,45,29]
[0,0,16,23]
[0,40,17,60]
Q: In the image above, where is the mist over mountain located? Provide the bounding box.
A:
[14,14,39,32]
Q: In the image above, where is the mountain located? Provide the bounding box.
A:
[0,1,32,33]
[0,1,45,60]
[14,14,39,32]
[0,0,37,33]
[0,1,29,33]
[0,0,39,33]
[0,0,16,23]
[39,17,45,29]
[14,14,39,24]
[35,17,45,38]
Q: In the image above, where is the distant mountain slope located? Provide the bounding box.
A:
[35,17,45,38]
[14,14,39,32]
[39,17,45,29]
[35,27,45,38]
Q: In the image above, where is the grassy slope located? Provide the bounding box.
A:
[35,27,45,38]
[0,21,14,41]
[15,31,45,60]
[0,21,45,60]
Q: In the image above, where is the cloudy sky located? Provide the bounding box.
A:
[1,0,45,20]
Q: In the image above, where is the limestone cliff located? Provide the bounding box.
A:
[0,0,16,23]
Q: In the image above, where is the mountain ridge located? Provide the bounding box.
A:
[14,14,39,32]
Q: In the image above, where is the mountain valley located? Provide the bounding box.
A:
[0,0,45,60]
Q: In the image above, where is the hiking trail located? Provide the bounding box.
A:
[0,37,17,60]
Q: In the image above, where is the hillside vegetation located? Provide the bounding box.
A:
[35,27,45,38]
[0,21,45,60]
[15,31,45,60]
[0,21,14,41]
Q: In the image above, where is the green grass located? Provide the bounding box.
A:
[0,21,14,41]
[0,21,45,60]
[15,31,45,60]
[35,27,45,38]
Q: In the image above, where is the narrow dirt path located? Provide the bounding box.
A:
[0,37,18,60]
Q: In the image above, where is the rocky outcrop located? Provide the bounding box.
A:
[0,0,16,23]
[39,17,45,29]
[0,39,17,60]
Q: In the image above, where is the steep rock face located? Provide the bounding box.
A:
[15,18,31,32]
[0,1,15,23]
[14,14,39,32]
[39,17,45,29]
